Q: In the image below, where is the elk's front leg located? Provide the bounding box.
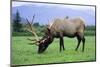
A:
[60,37,64,52]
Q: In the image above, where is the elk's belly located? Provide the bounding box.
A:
[52,31,76,38]
[63,32,76,38]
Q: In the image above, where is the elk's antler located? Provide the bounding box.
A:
[26,15,39,46]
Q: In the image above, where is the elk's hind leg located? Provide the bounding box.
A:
[75,35,81,51]
[82,36,85,52]
[79,33,85,52]
[75,32,85,52]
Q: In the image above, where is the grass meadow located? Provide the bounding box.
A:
[12,36,96,65]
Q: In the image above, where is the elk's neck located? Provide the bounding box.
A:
[47,36,54,44]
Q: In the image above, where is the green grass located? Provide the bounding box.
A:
[12,36,96,65]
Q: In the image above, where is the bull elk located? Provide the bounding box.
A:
[26,16,85,54]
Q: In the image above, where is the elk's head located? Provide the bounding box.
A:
[26,15,54,54]
[37,28,54,53]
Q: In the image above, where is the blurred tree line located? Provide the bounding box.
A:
[12,10,22,32]
[12,10,96,36]
[84,25,95,36]
[12,10,46,36]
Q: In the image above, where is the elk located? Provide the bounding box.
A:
[26,15,85,54]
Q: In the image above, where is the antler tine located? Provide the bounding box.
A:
[26,17,39,45]
[26,18,33,31]
[31,14,35,24]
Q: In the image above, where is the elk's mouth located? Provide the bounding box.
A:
[38,43,49,54]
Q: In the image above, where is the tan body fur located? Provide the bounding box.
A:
[49,17,85,38]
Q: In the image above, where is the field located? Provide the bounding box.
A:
[12,36,96,65]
